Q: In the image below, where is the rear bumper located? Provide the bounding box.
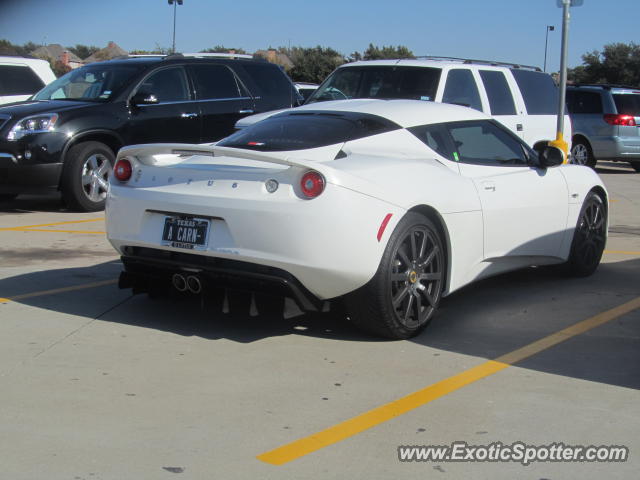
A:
[591,135,640,161]
[119,246,323,311]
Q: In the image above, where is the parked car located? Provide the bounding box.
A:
[0,54,301,210]
[106,99,606,339]
[236,57,570,153]
[566,84,640,172]
[0,56,56,105]
[295,82,318,101]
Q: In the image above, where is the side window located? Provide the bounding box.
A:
[447,120,528,166]
[567,91,603,114]
[0,65,45,95]
[442,69,483,111]
[408,124,455,160]
[190,64,247,100]
[139,67,189,102]
[479,70,516,115]
[510,69,558,115]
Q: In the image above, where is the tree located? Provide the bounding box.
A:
[67,44,99,60]
[361,44,415,61]
[569,42,640,86]
[288,46,345,83]
[200,45,247,54]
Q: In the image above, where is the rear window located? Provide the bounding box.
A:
[510,69,558,115]
[217,111,400,152]
[479,70,516,115]
[190,64,246,99]
[307,66,441,103]
[240,63,298,104]
[0,64,45,96]
[613,94,640,116]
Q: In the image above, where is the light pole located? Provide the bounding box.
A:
[543,25,555,72]
[168,0,183,54]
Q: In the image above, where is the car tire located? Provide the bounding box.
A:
[570,140,596,169]
[630,162,640,173]
[60,141,114,212]
[563,191,607,277]
[345,212,445,339]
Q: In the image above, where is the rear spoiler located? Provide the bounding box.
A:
[118,143,320,170]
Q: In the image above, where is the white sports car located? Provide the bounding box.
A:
[106,100,608,339]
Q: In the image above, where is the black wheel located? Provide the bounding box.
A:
[60,141,114,212]
[0,194,18,202]
[630,162,640,173]
[345,212,445,339]
[570,140,596,169]
[564,192,607,277]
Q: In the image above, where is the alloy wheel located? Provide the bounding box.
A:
[389,226,443,329]
[574,198,606,267]
[81,153,111,203]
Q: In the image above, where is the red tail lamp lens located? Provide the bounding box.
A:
[300,171,325,198]
[114,158,133,182]
[603,114,636,126]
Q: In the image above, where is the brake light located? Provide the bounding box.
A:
[300,171,325,198]
[113,158,133,182]
[603,114,636,126]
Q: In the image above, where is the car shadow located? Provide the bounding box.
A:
[596,161,636,174]
[2,256,639,390]
[0,192,69,214]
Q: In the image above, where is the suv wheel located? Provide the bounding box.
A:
[571,140,596,169]
[630,162,640,173]
[61,141,114,212]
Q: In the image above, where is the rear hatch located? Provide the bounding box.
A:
[612,89,640,137]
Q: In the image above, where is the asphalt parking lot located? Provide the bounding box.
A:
[0,162,638,480]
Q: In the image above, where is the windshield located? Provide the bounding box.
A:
[217,111,400,152]
[613,94,640,116]
[306,66,442,104]
[33,64,145,102]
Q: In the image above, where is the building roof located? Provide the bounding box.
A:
[31,44,82,63]
[84,41,128,63]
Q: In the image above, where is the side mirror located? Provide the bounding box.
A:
[130,91,159,107]
[539,145,565,168]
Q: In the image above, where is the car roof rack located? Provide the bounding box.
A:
[414,56,541,72]
[570,83,640,90]
[116,52,255,61]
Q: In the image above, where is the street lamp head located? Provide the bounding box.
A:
[548,25,555,31]
[168,0,183,4]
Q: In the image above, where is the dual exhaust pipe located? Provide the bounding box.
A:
[172,273,202,294]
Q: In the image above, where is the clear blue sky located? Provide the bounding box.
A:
[1,0,638,69]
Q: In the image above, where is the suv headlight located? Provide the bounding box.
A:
[7,113,59,141]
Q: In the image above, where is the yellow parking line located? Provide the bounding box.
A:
[0,218,104,231]
[10,228,106,235]
[0,279,118,303]
[604,250,640,255]
[257,295,640,465]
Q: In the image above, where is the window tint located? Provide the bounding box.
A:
[140,67,189,102]
[479,70,516,115]
[511,69,558,115]
[613,94,640,116]
[442,69,483,111]
[0,65,45,96]
[408,124,454,160]
[566,91,603,114]
[447,120,528,166]
[241,63,293,101]
[307,66,441,103]
[217,111,400,152]
[190,64,245,100]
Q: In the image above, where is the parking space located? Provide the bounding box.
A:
[1,165,639,479]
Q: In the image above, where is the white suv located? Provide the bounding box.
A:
[238,57,570,151]
[0,56,56,105]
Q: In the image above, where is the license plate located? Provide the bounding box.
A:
[161,216,210,250]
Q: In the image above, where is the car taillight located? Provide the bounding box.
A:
[113,158,133,182]
[603,114,636,126]
[300,171,325,198]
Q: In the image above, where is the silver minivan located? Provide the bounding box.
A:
[567,84,640,172]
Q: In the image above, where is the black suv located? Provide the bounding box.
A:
[0,55,301,210]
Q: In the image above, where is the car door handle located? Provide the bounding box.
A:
[482,181,496,192]
[238,109,254,114]
[181,112,198,118]
[516,123,523,132]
